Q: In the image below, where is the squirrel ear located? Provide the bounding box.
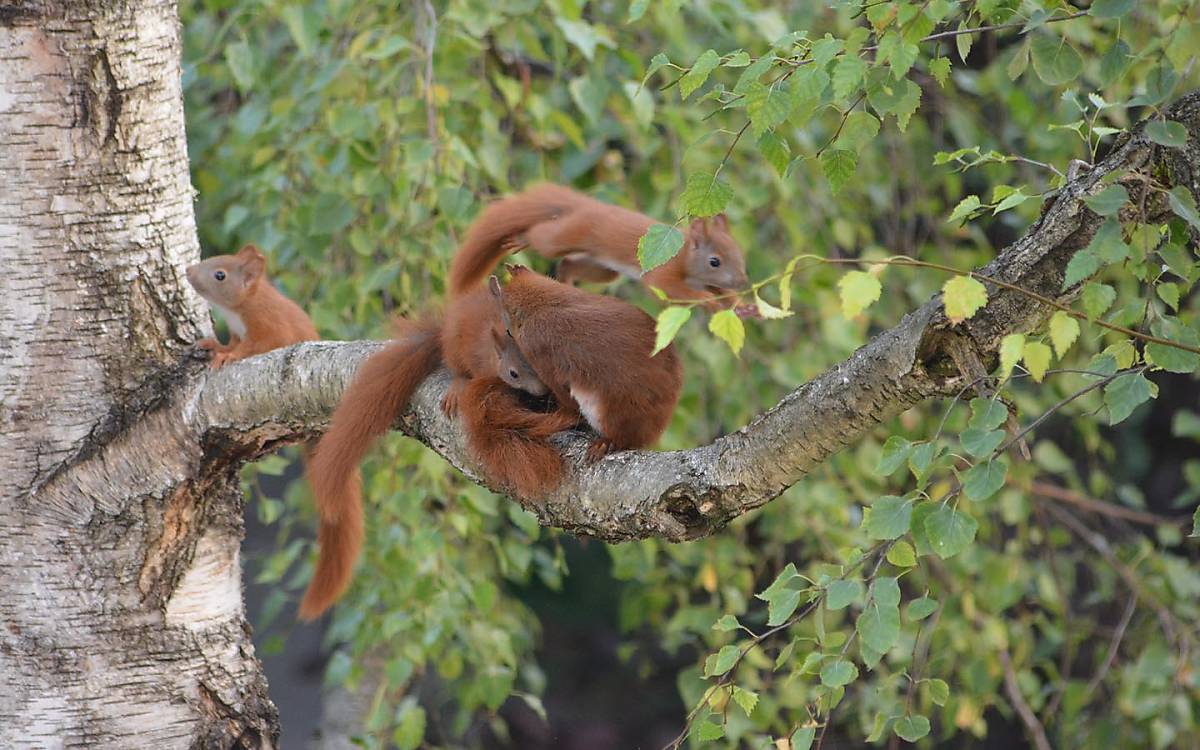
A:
[488,275,503,299]
[239,245,266,283]
[488,276,514,331]
[711,213,728,231]
[687,217,709,239]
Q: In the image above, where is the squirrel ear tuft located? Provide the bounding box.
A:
[503,263,529,276]
[488,275,503,298]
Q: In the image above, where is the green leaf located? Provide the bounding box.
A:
[930,56,952,87]
[924,506,978,558]
[836,112,881,153]
[724,50,751,67]
[963,460,1008,501]
[857,596,901,653]
[746,80,794,137]
[948,195,982,224]
[1146,120,1188,148]
[999,334,1025,380]
[791,64,831,104]
[1030,35,1084,86]
[968,398,1008,431]
[392,703,426,750]
[640,53,671,91]
[1084,185,1129,216]
[1049,311,1081,359]
[638,224,685,272]
[820,659,858,688]
[554,18,614,62]
[878,32,919,79]
[681,172,733,217]
[832,55,868,100]
[1081,283,1117,320]
[838,270,883,318]
[927,678,950,706]
[826,580,864,610]
[652,306,691,355]
[705,644,740,677]
[811,35,844,67]
[1168,186,1200,231]
[1145,318,1200,373]
[877,435,913,476]
[1024,341,1052,382]
[767,587,803,626]
[993,189,1031,214]
[895,714,931,742]
[679,49,721,99]
[757,131,792,176]
[908,442,937,480]
[713,614,740,632]
[731,686,759,717]
[695,718,725,741]
[627,0,649,22]
[1105,373,1156,425]
[793,725,817,750]
[887,541,917,567]
[224,41,256,92]
[708,309,746,356]
[1063,248,1101,289]
[1091,0,1136,18]
[866,496,913,540]
[961,428,1005,458]
[733,53,776,94]
[1157,282,1180,311]
[820,149,858,194]
[1007,38,1031,80]
[942,276,988,323]
[906,597,937,620]
[754,295,793,320]
[1100,40,1133,87]
[873,576,901,607]
[955,23,973,63]
[1191,507,1199,538]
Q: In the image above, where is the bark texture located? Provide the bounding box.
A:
[0,2,277,747]
[193,93,1200,544]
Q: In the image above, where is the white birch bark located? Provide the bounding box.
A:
[0,1,277,746]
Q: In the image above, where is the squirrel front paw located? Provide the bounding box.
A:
[195,337,221,352]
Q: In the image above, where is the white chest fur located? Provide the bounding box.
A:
[212,303,246,339]
[570,385,605,433]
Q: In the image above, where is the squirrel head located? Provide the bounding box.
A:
[487,275,548,396]
[683,214,748,309]
[185,243,268,308]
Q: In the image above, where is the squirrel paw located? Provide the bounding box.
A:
[195,337,221,352]
[440,388,460,418]
[733,302,762,320]
[208,351,233,369]
[500,235,527,254]
[585,438,616,462]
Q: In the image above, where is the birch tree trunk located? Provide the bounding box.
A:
[0,1,278,746]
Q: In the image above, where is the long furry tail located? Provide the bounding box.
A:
[448,184,583,297]
[458,377,580,498]
[298,318,442,619]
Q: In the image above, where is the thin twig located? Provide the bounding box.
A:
[1082,594,1139,703]
[1026,480,1189,527]
[998,647,1054,750]
[918,10,1088,45]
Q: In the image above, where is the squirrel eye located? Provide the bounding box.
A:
[708,256,721,268]
[509,369,519,379]
[214,270,226,281]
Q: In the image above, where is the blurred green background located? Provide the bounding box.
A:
[181,1,1200,747]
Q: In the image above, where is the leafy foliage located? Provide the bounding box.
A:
[182,0,1200,747]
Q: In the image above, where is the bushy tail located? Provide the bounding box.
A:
[458,377,580,498]
[298,318,442,619]
[449,184,583,297]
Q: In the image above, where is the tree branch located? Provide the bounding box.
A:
[187,90,1200,544]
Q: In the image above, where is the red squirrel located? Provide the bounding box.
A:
[448,183,749,310]
[299,289,562,619]
[186,244,318,367]
[488,266,683,459]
